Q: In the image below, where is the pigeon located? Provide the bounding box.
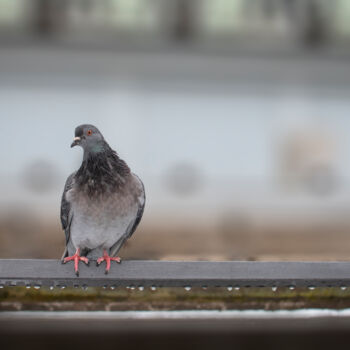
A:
[60,124,145,275]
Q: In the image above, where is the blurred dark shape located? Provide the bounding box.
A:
[164,162,202,196]
[302,0,328,48]
[21,159,58,194]
[31,0,68,36]
[173,0,194,42]
[4,315,350,350]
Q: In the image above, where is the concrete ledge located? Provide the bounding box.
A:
[1,259,350,288]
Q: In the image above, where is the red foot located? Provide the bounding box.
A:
[96,250,121,274]
[63,248,89,276]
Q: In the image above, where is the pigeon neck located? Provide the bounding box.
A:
[76,145,131,196]
[82,142,105,161]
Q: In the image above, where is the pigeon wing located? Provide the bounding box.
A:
[126,175,146,240]
[60,172,76,259]
[110,174,145,257]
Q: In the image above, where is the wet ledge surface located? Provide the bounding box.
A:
[2,259,350,287]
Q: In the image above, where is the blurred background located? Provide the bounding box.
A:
[1,0,350,261]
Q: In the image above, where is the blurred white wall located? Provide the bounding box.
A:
[0,49,350,230]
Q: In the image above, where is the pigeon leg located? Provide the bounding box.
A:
[62,248,89,276]
[96,249,121,274]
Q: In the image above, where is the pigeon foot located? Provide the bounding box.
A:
[63,248,89,276]
[96,249,121,274]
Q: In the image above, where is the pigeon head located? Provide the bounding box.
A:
[71,124,105,155]
[72,124,131,193]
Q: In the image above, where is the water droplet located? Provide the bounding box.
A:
[110,285,116,290]
[227,286,233,291]
[138,286,144,291]
[308,286,315,291]
[272,286,277,292]
[234,286,240,291]
[34,285,41,290]
[341,286,347,291]
[289,285,295,290]
[184,286,192,291]
[150,286,157,291]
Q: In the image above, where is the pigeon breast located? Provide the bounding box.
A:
[67,173,144,253]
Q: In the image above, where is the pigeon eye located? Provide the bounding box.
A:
[87,130,93,136]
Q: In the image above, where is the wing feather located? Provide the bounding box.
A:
[60,172,76,250]
[110,174,145,256]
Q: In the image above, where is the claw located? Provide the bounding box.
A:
[63,248,89,276]
[96,249,121,273]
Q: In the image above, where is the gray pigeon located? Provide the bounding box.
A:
[60,124,145,275]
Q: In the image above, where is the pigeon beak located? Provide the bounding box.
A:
[71,137,81,148]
